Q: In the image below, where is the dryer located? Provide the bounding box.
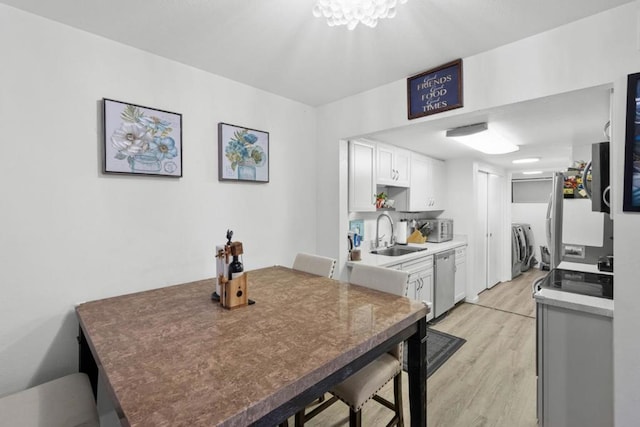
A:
[511,224,526,278]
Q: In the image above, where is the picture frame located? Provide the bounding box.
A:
[103,98,182,177]
[407,59,463,120]
[624,72,640,211]
[218,123,269,183]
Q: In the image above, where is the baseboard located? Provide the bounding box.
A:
[464,295,479,304]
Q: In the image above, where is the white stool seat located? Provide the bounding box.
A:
[0,373,99,427]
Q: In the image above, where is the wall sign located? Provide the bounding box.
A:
[407,59,463,120]
[624,72,640,211]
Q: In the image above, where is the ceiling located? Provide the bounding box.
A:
[1,0,626,173]
[366,85,612,175]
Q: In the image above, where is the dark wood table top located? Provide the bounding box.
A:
[76,266,428,426]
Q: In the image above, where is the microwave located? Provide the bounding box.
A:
[420,219,453,242]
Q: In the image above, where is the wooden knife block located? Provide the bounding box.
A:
[221,274,248,309]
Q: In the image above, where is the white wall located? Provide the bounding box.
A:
[316,3,640,425]
[0,5,317,396]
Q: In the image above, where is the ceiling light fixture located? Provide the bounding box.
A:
[512,157,540,164]
[522,170,543,175]
[312,0,408,30]
[445,122,519,155]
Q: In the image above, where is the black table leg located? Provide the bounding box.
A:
[407,316,427,427]
[78,326,98,401]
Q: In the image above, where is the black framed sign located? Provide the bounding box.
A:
[407,59,463,120]
[624,72,640,211]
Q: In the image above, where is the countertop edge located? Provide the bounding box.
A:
[346,239,467,268]
[534,288,614,318]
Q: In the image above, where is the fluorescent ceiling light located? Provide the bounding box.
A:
[312,0,408,30]
[512,157,540,164]
[522,170,543,175]
[445,122,519,155]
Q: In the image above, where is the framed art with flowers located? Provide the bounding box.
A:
[103,98,182,177]
[218,123,269,182]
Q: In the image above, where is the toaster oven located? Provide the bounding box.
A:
[420,219,453,242]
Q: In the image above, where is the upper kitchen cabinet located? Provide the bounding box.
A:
[391,152,446,211]
[429,157,446,211]
[348,140,376,212]
[376,143,410,187]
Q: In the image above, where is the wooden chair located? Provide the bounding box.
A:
[0,373,99,427]
[295,264,409,427]
[292,253,336,278]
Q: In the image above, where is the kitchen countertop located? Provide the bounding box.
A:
[534,287,613,318]
[534,262,614,317]
[347,238,467,268]
[557,261,613,276]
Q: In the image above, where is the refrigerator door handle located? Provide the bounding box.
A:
[603,185,611,208]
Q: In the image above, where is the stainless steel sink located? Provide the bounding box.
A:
[370,246,427,257]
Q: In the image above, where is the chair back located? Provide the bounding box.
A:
[349,264,409,297]
[350,264,409,360]
[293,253,337,278]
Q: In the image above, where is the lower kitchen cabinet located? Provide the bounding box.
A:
[454,246,467,303]
[536,302,613,427]
[400,255,434,322]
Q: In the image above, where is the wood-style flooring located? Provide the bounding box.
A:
[287,268,547,427]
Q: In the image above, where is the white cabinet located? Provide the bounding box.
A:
[454,246,467,303]
[408,153,430,210]
[401,255,434,321]
[429,157,446,211]
[536,301,613,427]
[393,153,446,211]
[348,140,376,212]
[376,143,410,187]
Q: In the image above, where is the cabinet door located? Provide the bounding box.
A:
[454,247,467,303]
[394,148,411,187]
[348,140,376,212]
[407,274,420,300]
[418,270,434,321]
[409,153,430,210]
[429,158,446,210]
[376,143,395,185]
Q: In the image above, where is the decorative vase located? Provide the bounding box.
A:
[129,154,161,173]
[238,163,256,180]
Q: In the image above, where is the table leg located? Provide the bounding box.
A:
[78,326,98,401]
[407,316,427,427]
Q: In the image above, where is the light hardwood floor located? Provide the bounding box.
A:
[289,268,547,427]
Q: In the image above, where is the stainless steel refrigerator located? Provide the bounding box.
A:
[545,146,613,270]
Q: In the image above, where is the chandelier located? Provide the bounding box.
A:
[312,0,408,30]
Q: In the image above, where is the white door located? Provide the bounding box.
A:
[487,173,503,288]
[475,171,489,295]
[476,171,504,291]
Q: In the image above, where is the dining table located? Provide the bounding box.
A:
[76,265,429,426]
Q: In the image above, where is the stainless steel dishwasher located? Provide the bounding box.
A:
[434,249,455,318]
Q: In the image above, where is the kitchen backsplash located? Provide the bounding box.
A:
[349,211,445,250]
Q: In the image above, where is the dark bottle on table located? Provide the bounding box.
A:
[229,255,244,280]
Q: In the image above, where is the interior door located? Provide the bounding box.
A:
[487,173,503,288]
[475,171,489,295]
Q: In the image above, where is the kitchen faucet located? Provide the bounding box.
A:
[375,213,395,248]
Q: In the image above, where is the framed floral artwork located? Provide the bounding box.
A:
[103,98,182,177]
[218,123,269,182]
